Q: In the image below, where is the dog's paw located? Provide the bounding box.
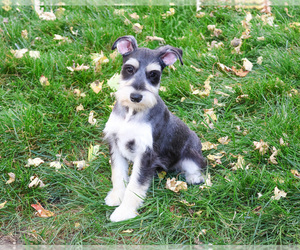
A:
[110,205,138,222]
[185,174,205,185]
[105,189,125,207]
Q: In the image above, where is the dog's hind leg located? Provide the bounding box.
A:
[105,146,129,207]
[109,148,157,222]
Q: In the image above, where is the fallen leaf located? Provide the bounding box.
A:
[253,139,269,155]
[73,160,89,170]
[0,201,8,209]
[232,155,245,170]
[53,34,71,44]
[269,146,278,164]
[165,178,187,193]
[257,56,263,65]
[271,186,287,200]
[129,12,139,20]
[145,36,165,43]
[75,222,80,228]
[11,48,28,58]
[73,89,85,97]
[107,73,120,91]
[202,141,218,151]
[162,8,175,18]
[109,50,119,60]
[76,104,84,112]
[179,200,195,206]
[91,52,109,72]
[132,23,143,34]
[195,12,206,18]
[39,11,56,21]
[49,161,62,170]
[88,144,101,162]
[122,229,134,233]
[70,27,78,36]
[39,75,50,86]
[199,173,212,189]
[207,24,216,31]
[291,170,300,179]
[21,29,28,39]
[28,176,45,188]
[190,65,203,72]
[279,138,288,146]
[25,158,44,167]
[67,63,89,72]
[90,80,104,94]
[213,28,223,37]
[113,9,125,15]
[6,172,15,184]
[218,136,230,145]
[207,152,225,161]
[253,205,262,213]
[257,36,265,41]
[242,58,253,71]
[257,193,263,199]
[88,111,97,126]
[217,63,232,73]
[236,94,249,102]
[31,203,55,218]
[29,51,40,59]
[232,66,249,77]
[215,91,230,97]
[159,86,167,92]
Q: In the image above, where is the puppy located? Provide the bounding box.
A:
[104,36,206,222]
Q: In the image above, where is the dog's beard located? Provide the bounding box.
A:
[115,86,157,111]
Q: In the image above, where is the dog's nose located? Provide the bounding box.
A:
[130,93,143,103]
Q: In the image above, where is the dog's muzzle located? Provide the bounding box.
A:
[130,93,143,103]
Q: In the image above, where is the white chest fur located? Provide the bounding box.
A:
[104,109,153,161]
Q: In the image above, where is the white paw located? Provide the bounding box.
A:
[185,174,205,185]
[110,205,138,222]
[105,189,125,207]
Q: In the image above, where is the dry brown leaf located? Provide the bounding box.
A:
[28,176,45,188]
[132,23,143,34]
[162,8,175,19]
[236,94,249,102]
[90,80,104,94]
[21,29,28,39]
[25,158,44,167]
[218,136,230,145]
[271,186,287,200]
[253,139,269,155]
[88,111,97,126]
[165,178,187,193]
[0,201,8,209]
[145,36,165,43]
[202,141,218,151]
[291,170,300,179]
[6,172,15,184]
[49,161,62,170]
[269,146,278,164]
[129,12,139,20]
[179,200,195,206]
[76,104,84,112]
[73,160,89,170]
[199,173,212,189]
[67,63,89,72]
[232,155,245,170]
[11,48,28,58]
[242,58,253,71]
[31,203,55,218]
[232,66,250,77]
[39,75,50,86]
[190,65,203,72]
[257,56,263,65]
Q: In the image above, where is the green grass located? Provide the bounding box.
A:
[0,3,300,245]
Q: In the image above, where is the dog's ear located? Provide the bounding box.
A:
[112,35,138,56]
[158,46,183,67]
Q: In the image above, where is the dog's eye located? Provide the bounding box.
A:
[149,71,157,78]
[125,66,135,74]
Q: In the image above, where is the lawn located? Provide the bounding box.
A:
[0,1,299,245]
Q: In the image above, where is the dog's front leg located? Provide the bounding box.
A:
[105,145,129,207]
[109,148,156,222]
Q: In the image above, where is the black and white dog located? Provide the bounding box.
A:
[104,36,206,222]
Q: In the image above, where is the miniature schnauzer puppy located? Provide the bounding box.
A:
[104,35,206,222]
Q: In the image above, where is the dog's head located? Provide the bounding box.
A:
[112,35,183,111]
